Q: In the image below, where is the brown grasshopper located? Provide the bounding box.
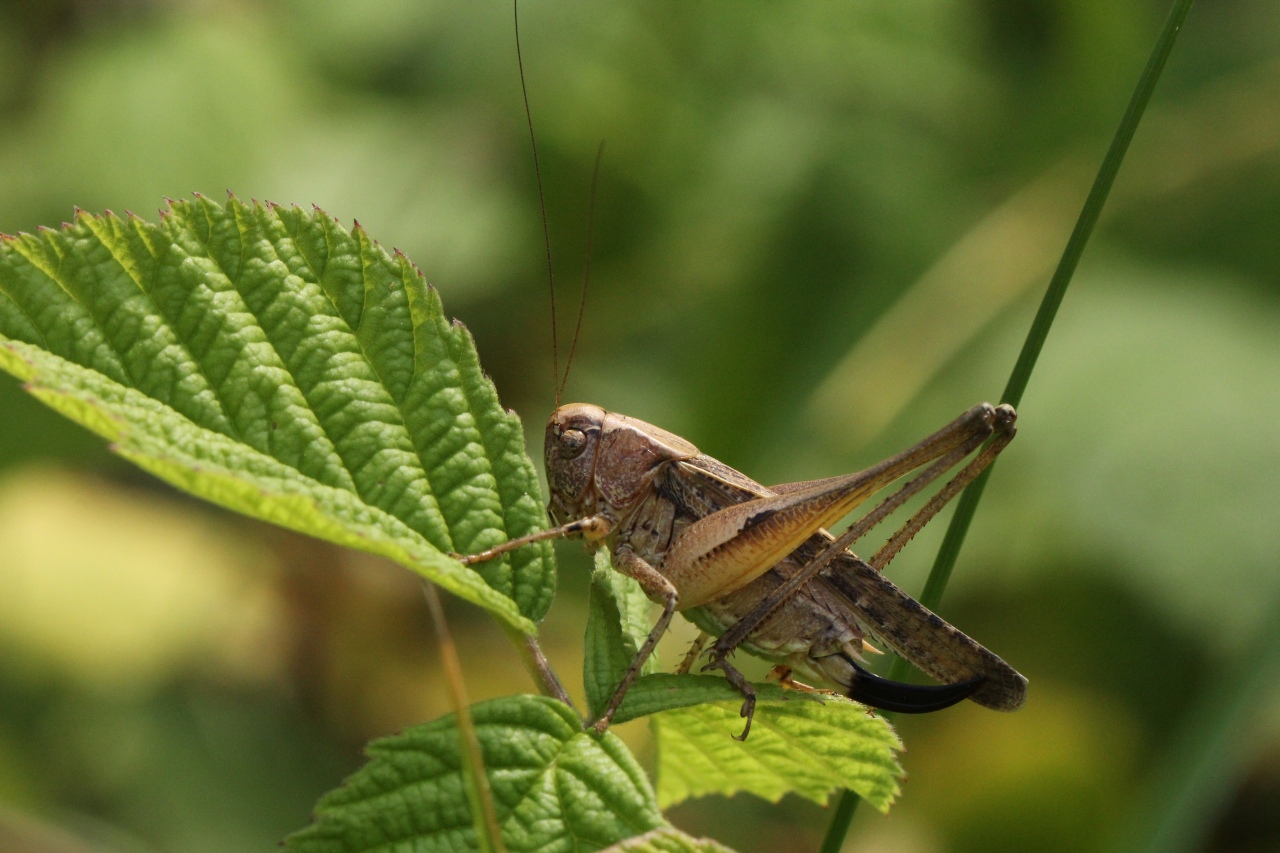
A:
[463,400,1027,739]
[483,1,1026,738]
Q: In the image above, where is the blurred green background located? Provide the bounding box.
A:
[1,1,1278,851]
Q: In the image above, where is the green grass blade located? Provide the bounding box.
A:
[422,582,506,853]
[823,0,1198,847]
[818,790,861,853]
[915,0,1198,615]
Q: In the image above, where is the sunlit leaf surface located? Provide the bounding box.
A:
[654,698,902,812]
[600,827,737,853]
[0,198,554,630]
[286,696,666,853]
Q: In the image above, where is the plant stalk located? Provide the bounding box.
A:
[820,0,1197,848]
[504,623,580,715]
[423,582,507,853]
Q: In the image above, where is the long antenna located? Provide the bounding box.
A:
[558,140,604,403]
[513,0,559,403]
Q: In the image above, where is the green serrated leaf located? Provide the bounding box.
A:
[0,198,554,628]
[587,662,901,813]
[654,697,902,812]
[600,827,737,853]
[286,695,667,853]
[610,673,790,725]
[584,550,661,719]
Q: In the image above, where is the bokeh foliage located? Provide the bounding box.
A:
[1,1,1278,851]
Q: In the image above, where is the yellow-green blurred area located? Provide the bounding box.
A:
[1,0,1278,851]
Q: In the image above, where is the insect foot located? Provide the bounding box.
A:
[701,653,759,740]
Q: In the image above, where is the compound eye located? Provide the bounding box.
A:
[558,428,587,458]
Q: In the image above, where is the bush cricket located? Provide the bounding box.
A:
[465,1,1026,740]
[462,401,1027,739]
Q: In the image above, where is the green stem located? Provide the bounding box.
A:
[423,583,506,853]
[819,789,861,853]
[820,0,1197,847]
[916,0,1197,618]
[503,623,580,715]
[999,0,1198,415]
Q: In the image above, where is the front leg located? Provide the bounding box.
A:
[591,545,679,732]
[456,515,610,565]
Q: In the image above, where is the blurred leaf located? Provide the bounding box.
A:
[0,467,281,689]
[600,827,737,853]
[41,688,357,852]
[1117,592,1280,853]
[902,690,1137,853]
[957,275,1280,644]
[805,162,1091,451]
[585,550,662,719]
[806,56,1280,454]
[653,697,902,812]
[611,673,789,725]
[0,12,297,224]
[286,695,667,853]
[0,198,553,630]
